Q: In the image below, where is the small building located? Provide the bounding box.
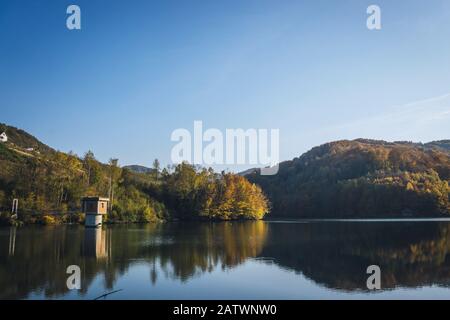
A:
[81,197,109,227]
[0,132,7,143]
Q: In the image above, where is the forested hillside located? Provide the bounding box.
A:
[248,139,450,218]
[0,124,268,224]
[1,123,448,222]
[0,123,54,154]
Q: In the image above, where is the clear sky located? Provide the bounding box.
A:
[1,0,449,171]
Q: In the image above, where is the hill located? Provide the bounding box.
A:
[0,123,54,154]
[2,123,448,221]
[248,139,450,218]
[123,165,154,174]
[0,124,268,224]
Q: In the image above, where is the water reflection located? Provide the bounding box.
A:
[261,221,450,291]
[1,220,450,299]
[8,227,16,256]
[83,228,110,259]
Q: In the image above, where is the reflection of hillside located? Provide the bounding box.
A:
[0,221,268,299]
[144,222,268,281]
[261,222,450,291]
[0,226,115,299]
[2,221,450,299]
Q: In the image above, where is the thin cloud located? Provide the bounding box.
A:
[308,93,450,144]
[328,93,450,133]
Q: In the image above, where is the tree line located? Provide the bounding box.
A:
[0,142,268,225]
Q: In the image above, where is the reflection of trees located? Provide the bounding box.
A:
[3,221,450,299]
[261,221,450,291]
[0,226,115,299]
[146,222,268,281]
[0,221,268,299]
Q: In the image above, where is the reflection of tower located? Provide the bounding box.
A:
[150,260,157,285]
[84,228,108,259]
[8,227,16,256]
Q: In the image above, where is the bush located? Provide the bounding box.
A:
[61,212,85,224]
[39,215,59,225]
[137,207,157,223]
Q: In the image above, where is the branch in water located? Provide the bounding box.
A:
[93,289,123,300]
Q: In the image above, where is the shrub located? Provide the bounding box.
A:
[137,207,157,223]
[39,215,59,225]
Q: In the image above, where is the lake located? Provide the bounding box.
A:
[1,220,450,300]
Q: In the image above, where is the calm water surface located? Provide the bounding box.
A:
[1,220,450,299]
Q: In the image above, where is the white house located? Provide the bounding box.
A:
[0,132,7,143]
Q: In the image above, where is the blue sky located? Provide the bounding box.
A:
[1,0,449,170]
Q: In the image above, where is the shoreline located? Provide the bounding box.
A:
[3,216,450,228]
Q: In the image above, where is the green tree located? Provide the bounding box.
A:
[152,158,161,181]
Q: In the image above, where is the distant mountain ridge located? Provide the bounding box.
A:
[123,165,154,174]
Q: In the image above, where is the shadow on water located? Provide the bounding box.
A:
[1,220,450,298]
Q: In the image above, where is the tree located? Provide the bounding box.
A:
[83,151,95,186]
[108,158,120,209]
[160,163,268,220]
[152,158,161,181]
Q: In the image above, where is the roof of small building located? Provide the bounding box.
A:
[82,196,110,202]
